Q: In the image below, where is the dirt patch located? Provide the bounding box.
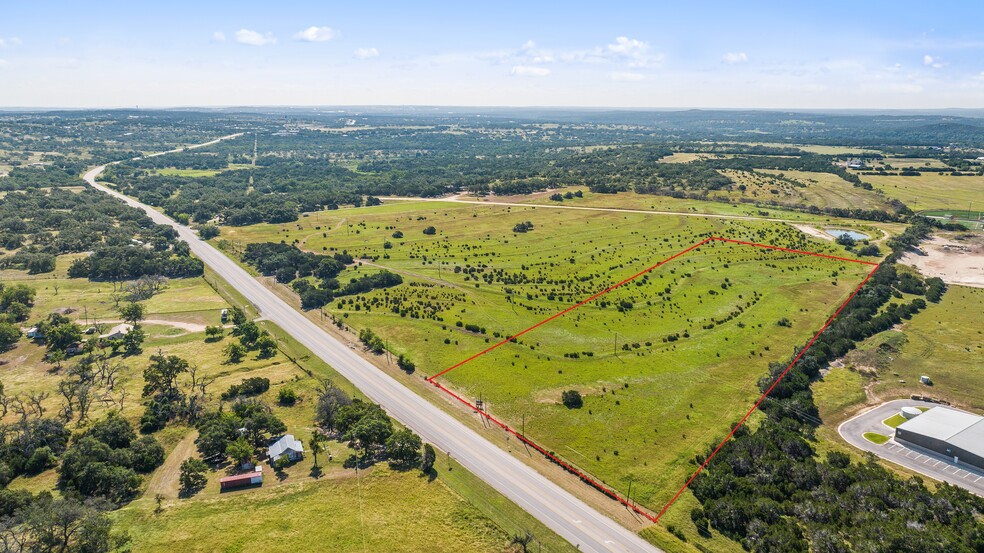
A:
[146,430,198,499]
[900,236,984,288]
[791,224,833,241]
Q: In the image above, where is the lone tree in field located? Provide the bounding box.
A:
[179,458,208,495]
[118,302,146,326]
[561,390,583,409]
[422,226,437,235]
[309,434,325,468]
[421,443,436,475]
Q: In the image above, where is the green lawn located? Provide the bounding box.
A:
[864,432,890,444]
[220,201,872,513]
[883,414,907,429]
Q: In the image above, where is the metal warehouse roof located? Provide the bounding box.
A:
[897,407,983,441]
[947,419,984,459]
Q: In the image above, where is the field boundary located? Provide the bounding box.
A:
[426,236,879,523]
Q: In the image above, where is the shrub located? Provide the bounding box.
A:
[561,390,583,409]
[278,387,298,406]
[222,377,270,400]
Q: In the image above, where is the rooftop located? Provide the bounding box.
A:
[948,420,984,458]
[268,434,304,458]
[897,406,983,442]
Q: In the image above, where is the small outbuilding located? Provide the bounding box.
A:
[100,323,133,340]
[26,327,42,339]
[268,434,304,463]
[219,466,263,490]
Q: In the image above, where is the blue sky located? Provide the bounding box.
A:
[2,1,983,108]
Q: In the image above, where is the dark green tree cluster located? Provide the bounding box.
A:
[194,399,286,461]
[0,493,129,553]
[221,377,270,400]
[0,284,35,350]
[58,413,164,504]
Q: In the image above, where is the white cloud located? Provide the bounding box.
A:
[511,65,551,77]
[605,36,661,68]
[607,36,647,56]
[212,31,226,43]
[923,54,944,68]
[293,26,337,42]
[610,71,645,82]
[521,40,536,50]
[354,47,379,59]
[235,29,276,46]
[0,59,8,67]
[722,52,748,64]
[0,37,23,48]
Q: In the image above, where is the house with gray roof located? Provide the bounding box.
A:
[268,434,304,463]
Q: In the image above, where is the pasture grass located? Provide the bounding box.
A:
[220,201,873,512]
[860,173,984,212]
[866,285,984,412]
[114,465,516,553]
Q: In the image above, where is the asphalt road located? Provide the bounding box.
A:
[83,150,661,552]
[838,399,984,496]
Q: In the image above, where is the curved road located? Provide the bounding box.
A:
[84,146,660,553]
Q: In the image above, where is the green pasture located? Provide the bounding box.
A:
[221,201,872,512]
[861,173,984,212]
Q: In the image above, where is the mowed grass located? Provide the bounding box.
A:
[864,432,890,444]
[860,173,984,212]
[114,466,512,553]
[220,202,872,513]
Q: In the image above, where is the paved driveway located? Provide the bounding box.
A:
[838,399,984,496]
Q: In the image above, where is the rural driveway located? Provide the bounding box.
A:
[838,399,984,496]
[85,142,660,552]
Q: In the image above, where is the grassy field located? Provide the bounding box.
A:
[511,186,902,228]
[864,285,984,412]
[860,173,984,212]
[721,168,897,212]
[219,201,873,514]
[114,465,516,553]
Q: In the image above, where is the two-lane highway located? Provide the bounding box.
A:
[83,153,661,552]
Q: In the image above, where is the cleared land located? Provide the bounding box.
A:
[220,202,872,513]
[900,235,984,288]
[721,169,897,212]
[860,173,983,212]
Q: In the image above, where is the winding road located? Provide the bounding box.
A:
[84,141,660,552]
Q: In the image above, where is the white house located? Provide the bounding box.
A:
[26,326,42,339]
[268,434,304,463]
[100,323,133,340]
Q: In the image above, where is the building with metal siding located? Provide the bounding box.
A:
[895,407,984,471]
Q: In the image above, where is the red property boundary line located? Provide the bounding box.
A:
[426,236,879,523]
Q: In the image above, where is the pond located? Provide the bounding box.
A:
[826,229,869,241]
